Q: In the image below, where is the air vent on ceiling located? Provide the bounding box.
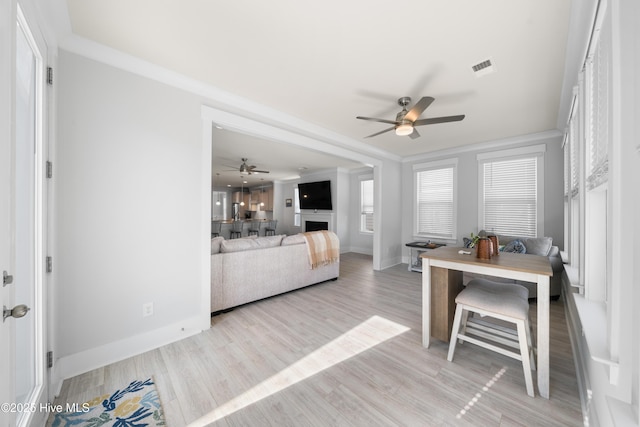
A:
[471,58,496,77]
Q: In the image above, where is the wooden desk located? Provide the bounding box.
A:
[421,246,553,398]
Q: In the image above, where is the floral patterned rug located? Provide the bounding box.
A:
[51,378,165,427]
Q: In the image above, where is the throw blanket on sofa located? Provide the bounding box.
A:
[303,230,339,269]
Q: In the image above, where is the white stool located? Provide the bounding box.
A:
[447,278,536,397]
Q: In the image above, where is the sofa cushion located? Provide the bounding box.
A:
[254,235,285,248]
[211,236,224,254]
[502,239,527,253]
[524,237,553,256]
[220,238,260,253]
[281,234,306,246]
[220,235,286,253]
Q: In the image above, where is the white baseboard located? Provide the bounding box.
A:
[345,246,374,256]
[379,255,402,270]
[51,315,209,393]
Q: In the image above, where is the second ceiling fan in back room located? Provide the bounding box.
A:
[356,96,465,139]
[224,158,270,175]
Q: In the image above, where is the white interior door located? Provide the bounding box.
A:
[14,6,48,426]
[0,0,18,424]
[0,4,49,426]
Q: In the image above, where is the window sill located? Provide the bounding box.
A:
[572,292,619,384]
[564,264,582,290]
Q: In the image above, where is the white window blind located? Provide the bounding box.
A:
[415,165,455,239]
[569,103,580,198]
[586,12,610,190]
[481,157,538,238]
[360,179,374,232]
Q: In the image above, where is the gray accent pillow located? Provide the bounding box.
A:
[524,237,553,256]
[502,239,527,254]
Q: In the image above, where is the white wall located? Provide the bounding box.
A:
[378,159,403,269]
[400,133,565,263]
[54,51,209,380]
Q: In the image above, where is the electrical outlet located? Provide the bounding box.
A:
[142,302,153,317]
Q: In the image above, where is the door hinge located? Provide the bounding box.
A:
[2,271,13,287]
[47,351,53,368]
[47,67,53,85]
[46,256,53,273]
[46,161,53,179]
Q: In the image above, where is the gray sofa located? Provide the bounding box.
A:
[210,233,340,313]
[463,230,563,299]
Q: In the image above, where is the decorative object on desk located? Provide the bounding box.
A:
[475,237,492,259]
[426,242,438,249]
[464,232,480,248]
[488,235,499,256]
[50,378,165,427]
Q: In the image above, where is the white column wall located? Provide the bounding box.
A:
[54,51,209,379]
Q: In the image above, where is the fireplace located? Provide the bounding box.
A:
[301,212,335,233]
[305,221,328,232]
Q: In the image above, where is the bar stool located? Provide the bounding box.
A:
[265,220,277,236]
[230,220,244,239]
[248,220,262,236]
[211,221,222,238]
[447,278,536,397]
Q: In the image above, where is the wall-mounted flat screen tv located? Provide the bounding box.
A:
[298,180,333,210]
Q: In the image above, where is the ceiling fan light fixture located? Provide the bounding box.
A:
[396,123,413,136]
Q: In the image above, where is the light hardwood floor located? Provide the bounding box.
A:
[49,252,583,426]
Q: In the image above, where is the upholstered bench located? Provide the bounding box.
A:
[447,278,536,397]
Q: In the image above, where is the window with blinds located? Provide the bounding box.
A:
[414,161,456,239]
[480,156,539,238]
[293,187,301,227]
[585,7,610,190]
[360,179,374,233]
[569,101,581,198]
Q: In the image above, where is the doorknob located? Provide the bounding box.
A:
[3,304,30,322]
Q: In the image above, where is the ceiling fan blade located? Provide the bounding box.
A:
[365,126,395,138]
[251,170,270,174]
[356,116,399,125]
[413,115,465,126]
[404,96,434,122]
[408,128,421,139]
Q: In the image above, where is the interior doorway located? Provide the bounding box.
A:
[13,6,49,426]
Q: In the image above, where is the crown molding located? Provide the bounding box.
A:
[58,34,402,165]
[402,129,562,164]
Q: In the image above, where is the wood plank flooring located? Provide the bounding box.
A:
[49,252,583,426]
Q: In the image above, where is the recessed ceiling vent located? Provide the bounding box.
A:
[472,58,496,77]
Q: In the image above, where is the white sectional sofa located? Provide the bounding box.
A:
[210,233,340,313]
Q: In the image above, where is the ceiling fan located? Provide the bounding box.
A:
[356,96,465,139]
[226,158,270,175]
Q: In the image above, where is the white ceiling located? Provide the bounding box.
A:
[62,0,573,186]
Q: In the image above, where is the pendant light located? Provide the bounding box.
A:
[260,179,265,207]
[215,173,221,206]
[239,177,245,207]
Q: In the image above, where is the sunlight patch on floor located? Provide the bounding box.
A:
[456,366,507,419]
[187,315,410,426]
